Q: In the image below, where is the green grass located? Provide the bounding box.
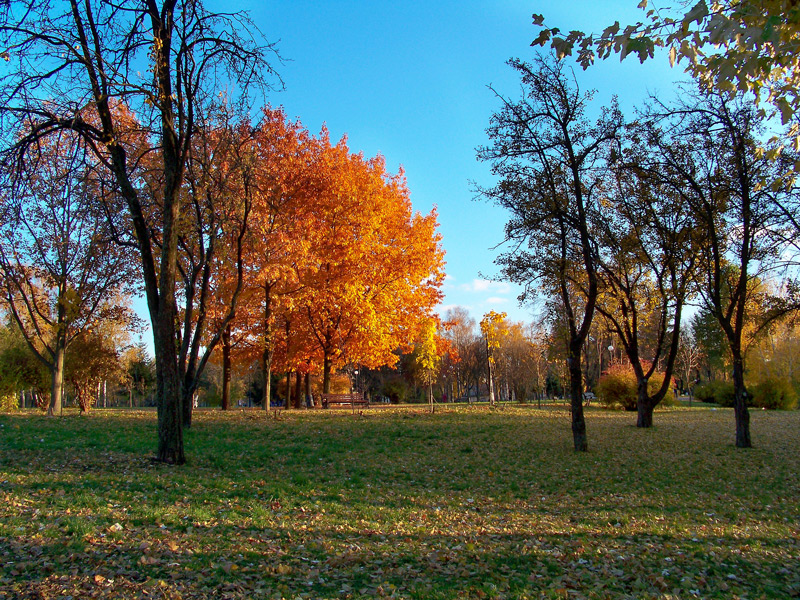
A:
[0,405,798,599]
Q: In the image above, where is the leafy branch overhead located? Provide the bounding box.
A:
[532,1,800,139]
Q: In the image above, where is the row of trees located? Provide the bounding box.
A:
[0,106,445,421]
[477,51,799,450]
[453,305,799,408]
[0,1,443,463]
[0,320,156,412]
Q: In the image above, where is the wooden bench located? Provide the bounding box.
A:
[320,393,369,410]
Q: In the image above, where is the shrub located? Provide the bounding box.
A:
[381,380,410,404]
[751,377,798,410]
[596,363,667,411]
[1,393,19,411]
[597,364,637,410]
[694,380,736,407]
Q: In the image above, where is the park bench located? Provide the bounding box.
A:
[320,392,369,410]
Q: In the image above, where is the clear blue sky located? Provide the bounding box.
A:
[212,1,688,327]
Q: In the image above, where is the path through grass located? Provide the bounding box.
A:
[1,406,798,599]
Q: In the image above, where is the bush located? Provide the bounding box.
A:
[597,365,637,410]
[381,380,410,404]
[752,377,798,410]
[694,380,736,406]
[1,393,19,411]
[596,363,667,411]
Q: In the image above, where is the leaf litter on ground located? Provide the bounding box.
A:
[0,405,798,599]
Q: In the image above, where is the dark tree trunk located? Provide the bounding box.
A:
[293,371,302,409]
[637,399,655,428]
[732,354,751,448]
[637,405,655,427]
[304,372,311,407]
[180,360,197,429]
[636,379,655,428]
[47,331,66,417]
[261,345,273,410]
[323,353,332,394]
[154,304,184,464]
[261,284,274,411]
[221,324,232,411]
[568,350,588,452]
[285,370,291,408]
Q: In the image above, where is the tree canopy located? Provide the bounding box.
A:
[532,1,800,147]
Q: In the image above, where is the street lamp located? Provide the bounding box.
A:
[607,345,614,368]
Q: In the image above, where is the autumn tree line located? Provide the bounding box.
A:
[0,1,445,463]
[0,110,444,415]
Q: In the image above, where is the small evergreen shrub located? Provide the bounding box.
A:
[752,377,798,410]
[694,380,736,406]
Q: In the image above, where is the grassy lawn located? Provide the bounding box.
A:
[0,405,798,599]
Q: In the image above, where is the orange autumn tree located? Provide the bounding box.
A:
[171,111,257,426]
[200,108,316,411]
[297,132,445,393]
[207,116,445,406]
[232,109,316,410]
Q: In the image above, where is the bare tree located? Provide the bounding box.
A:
[645,88,798,447]
[0,0,279,463]
[477,53,622,451]
[175,114,254,428]
[593,119,699,427]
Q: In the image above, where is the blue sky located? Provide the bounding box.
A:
[213,1,688,326]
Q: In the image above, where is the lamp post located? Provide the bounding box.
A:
[607,345,614,369]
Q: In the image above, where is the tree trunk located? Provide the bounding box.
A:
[323,353,332,394]
[568,352,588,452]
[263,361,272,410]
[181,366,196,429]
[261,339,273,411]
[732,353,751,448]
[636,403,655,427]
[636,379,655,428]
[304,372,311,408]
[487,340,495,405]
[47,332,66,416]
[285,370,291,408]
[221,324,232,411]
[261,284,274,411]
[154,303,185,465]
[293,371,302,409]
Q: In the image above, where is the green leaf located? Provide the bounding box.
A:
[762,15,781,41]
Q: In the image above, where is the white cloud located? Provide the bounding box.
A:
[437,303,474,316]
[459,279,510,294]
[485,296,508,305]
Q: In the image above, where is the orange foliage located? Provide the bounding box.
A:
[197,109,444,396]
